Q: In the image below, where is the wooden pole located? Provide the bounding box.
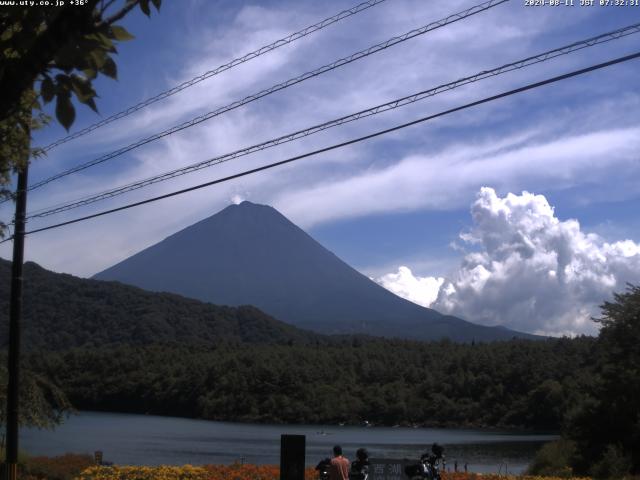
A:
[5,159,29,480]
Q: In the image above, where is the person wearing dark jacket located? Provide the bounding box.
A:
[349,448,369,480]
[316,457,332,480]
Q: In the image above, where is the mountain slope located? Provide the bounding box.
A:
[0,258,320,350]
[94,201,538,342]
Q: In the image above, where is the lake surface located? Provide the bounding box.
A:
[22,411,556,474]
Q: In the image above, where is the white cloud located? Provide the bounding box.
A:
[377,266,444,308]
[376,188,640,336]
[276,126,640,229]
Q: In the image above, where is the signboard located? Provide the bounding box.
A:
[368,458,414,480]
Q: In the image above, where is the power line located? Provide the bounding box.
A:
[8,50,638,241]
[40,0,391,153]
[25,0,508,193]
[25,22,640,219]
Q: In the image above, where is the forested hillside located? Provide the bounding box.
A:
[0,257,600,432]
[26,336,595,429]
[0,259,319,349]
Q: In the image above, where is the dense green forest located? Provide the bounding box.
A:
[25,337,595,429]
[0,257,600,431]
[1,258,638,476]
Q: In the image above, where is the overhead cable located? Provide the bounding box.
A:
[25,0,508,192]
[40,0,391,153]
[7,50,637,241]
[25,22,640,219]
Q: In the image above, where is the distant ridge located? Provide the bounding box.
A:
[94,201,540,342]
[0,258,319,350]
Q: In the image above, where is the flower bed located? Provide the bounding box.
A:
[204,464,317,480]
[74,465,209,480]
[72,465,594,480]
[73,464,317,480]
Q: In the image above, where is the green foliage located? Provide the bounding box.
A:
[22,336,597,429]
[527,439,576,477]
[0,0,161,128]
[0,259,602,430]
[0,357,74,430]
[564,285,640,477]
[588,445,633,480]
[0,89,49,215]
[0,0,161,235]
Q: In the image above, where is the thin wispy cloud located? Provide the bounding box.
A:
[0,0,637,337]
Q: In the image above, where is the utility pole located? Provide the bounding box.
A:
[4,151,29,480]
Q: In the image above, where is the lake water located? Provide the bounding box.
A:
[21,411,556,474]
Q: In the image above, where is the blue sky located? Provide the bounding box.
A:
[1,0,639,335]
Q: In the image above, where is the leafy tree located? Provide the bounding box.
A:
[0,0,162,438]
[566,284,640,477]
[0,90,48,229]
[527,439,576,478]
[0,360,73,435]
[0,0,161,217]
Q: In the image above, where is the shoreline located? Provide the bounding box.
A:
[67,409,560,435]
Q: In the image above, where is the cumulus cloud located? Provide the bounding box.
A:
[377,266,444,308]
[376,188,640,336]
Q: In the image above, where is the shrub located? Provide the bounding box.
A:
[527,439,576,477]
[23,453,95,480]
[589,444,633,480]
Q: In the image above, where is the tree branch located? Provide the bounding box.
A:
[96,0,139,28]
[99,0,119,18]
